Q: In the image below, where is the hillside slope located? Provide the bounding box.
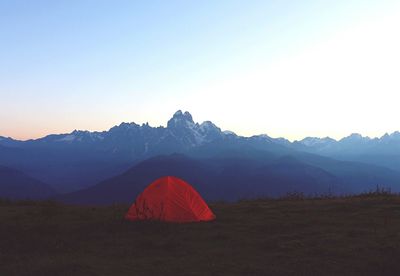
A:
[0,166,55,199]
[58,153,400,205]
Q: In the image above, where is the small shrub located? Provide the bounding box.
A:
[357,185,397,198]
[281,191,305,201]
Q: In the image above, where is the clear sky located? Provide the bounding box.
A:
[1,0,399,141]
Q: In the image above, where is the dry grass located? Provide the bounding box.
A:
[1,193,400,275]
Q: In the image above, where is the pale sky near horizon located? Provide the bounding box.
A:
[1,1,400,141]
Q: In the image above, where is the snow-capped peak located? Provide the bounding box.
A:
[256,134,271,139]
[199,121,219,132]
[380,131,400,142]
[173,110,183,116]
[57,134,76,142]
[167,110,195,129]
[223,130,236,136]
[300,137,336,147]
[389,131,400,139]
[171,110,193,122]
[340,133,371,142]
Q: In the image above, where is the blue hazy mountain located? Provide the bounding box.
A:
[0,111,291,192]
[290,132,400,171]
[0,165,55,200]
[1,110,400,196]
[58,154,339,204]
[58,153,400,205]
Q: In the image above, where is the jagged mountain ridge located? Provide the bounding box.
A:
[1,110,400,193]
[292,132,400,153]
[290,132,400,171]
[0,110,270,192]
[0,110,228,156]
[2,111,399,157]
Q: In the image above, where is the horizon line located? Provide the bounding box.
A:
[1,110,399,143]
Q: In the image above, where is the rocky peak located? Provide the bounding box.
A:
[167,110,195,129]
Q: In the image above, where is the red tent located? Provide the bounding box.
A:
[125,176,215,222]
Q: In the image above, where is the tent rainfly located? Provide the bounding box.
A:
[125,176,215,223]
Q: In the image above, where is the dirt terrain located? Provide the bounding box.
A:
[1,194,400,275]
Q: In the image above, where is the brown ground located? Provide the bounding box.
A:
[1,194,400,275]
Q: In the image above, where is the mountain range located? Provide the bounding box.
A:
[1,110,400,203]
[58,153,400,204]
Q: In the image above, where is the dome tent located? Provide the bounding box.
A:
[125,176,215,222]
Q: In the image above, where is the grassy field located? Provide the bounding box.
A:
[1,193,400,275]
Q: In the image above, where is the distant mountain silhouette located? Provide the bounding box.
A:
[291,132,400,171]
[1,111,400,195]
[0,165,55,200]
[58,153,400,205]
[0,111,291,192]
